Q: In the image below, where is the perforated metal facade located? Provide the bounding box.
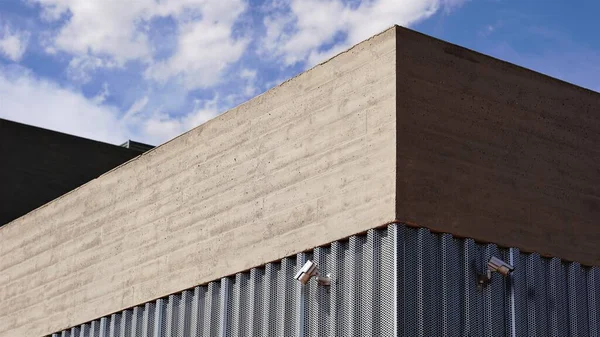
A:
[49,224,600,337]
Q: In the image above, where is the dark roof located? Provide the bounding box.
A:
[0,118,153,226]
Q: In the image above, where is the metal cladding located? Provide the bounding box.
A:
[49,225,600,337]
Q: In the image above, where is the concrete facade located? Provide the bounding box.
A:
[0,28,397,337]
[0,119,148,227]
[1,26,600,337]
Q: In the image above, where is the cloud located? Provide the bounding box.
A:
[67,55,119,83]
[0,25,30,62]
[30,0,250,89]
[135,95,221,143]
[0,66,127,143]
[145,8,249,90]
[260,0,466,67]
[0,65,224,145]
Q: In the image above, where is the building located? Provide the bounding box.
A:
[0,118,153,227]
[1,25,599,337]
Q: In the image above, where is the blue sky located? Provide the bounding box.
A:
[0,0,598,145]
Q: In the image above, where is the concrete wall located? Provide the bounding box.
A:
[395,26,600,266]
[0,119,146,227]
[0,28,397,336]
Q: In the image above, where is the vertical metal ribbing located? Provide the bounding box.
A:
[219,277,232,337]
[60,330,69,337]
[99,317,108,337]
[567,263,589,337]
[440,233,461,337]
[415,229,425,337]
[191,286,206,337]
[507,248,517,337]
[119,310,131,337]
[203,283,215,337]
[78,324,89,337]
[348,236,360,336]
[70,327,79,337]
[307,246,329,337]
[261,264,275,337]
[249,268,264,337]
[337,240,351,337]
[394,225,404,337]
[179,290,192,336]
[296,253,307,337]
[142,303,153,337]
[480,245,496,337]
[90,320,98,337]
[131,306,141,337]
[402,226,417,337]
[378,226,395,336]
[154,298,165,337]
[108,314,117,337]
[245,271,255,337]
[165,295,175,335]
[329,241,340,336]
[205,282,221,337]
[423,230,443,337]
[509,250,529,337]
[462,238,477,337]
[440,234,450,337]
[306,250,316,337]
[588,268,599,337]
[361,230,375,336]
[229,274,243,337]
[108,314,121,337]
[534,254,550,337]
[275,258,288,337]
[282,257,298,337]
[481,244,506,337]
[548,258,563,337]
[568,263,579,337]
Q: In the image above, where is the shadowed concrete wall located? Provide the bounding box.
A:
[0,29,397,336]
[395,26,600,266]
[0,119,146,227]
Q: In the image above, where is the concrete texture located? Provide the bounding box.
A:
[394,26,600,265]
[0,28,397,336]
[0,119,147,227]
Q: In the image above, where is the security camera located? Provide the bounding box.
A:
[294,260,331,286]
[478,256,514,286]
[487,256,514,276]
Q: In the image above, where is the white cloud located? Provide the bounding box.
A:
[0,25,30,62]
[261,0,465,67]
[139,95,220,143]
[67,55,119,83]
[31,0,250,89]
[0,66,225,145]
[145,9,249,90]
[0,66,127,143]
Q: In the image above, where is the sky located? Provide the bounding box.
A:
[0,0,598,146]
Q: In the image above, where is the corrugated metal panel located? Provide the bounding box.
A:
[49,225,600,337]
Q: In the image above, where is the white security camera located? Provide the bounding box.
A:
[294,260,331,286]
[487,256,514,276]
[478,256,514,286]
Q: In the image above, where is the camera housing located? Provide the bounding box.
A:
[294,260,331,286]
[487,256,514,276]
[478,256,514,286]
